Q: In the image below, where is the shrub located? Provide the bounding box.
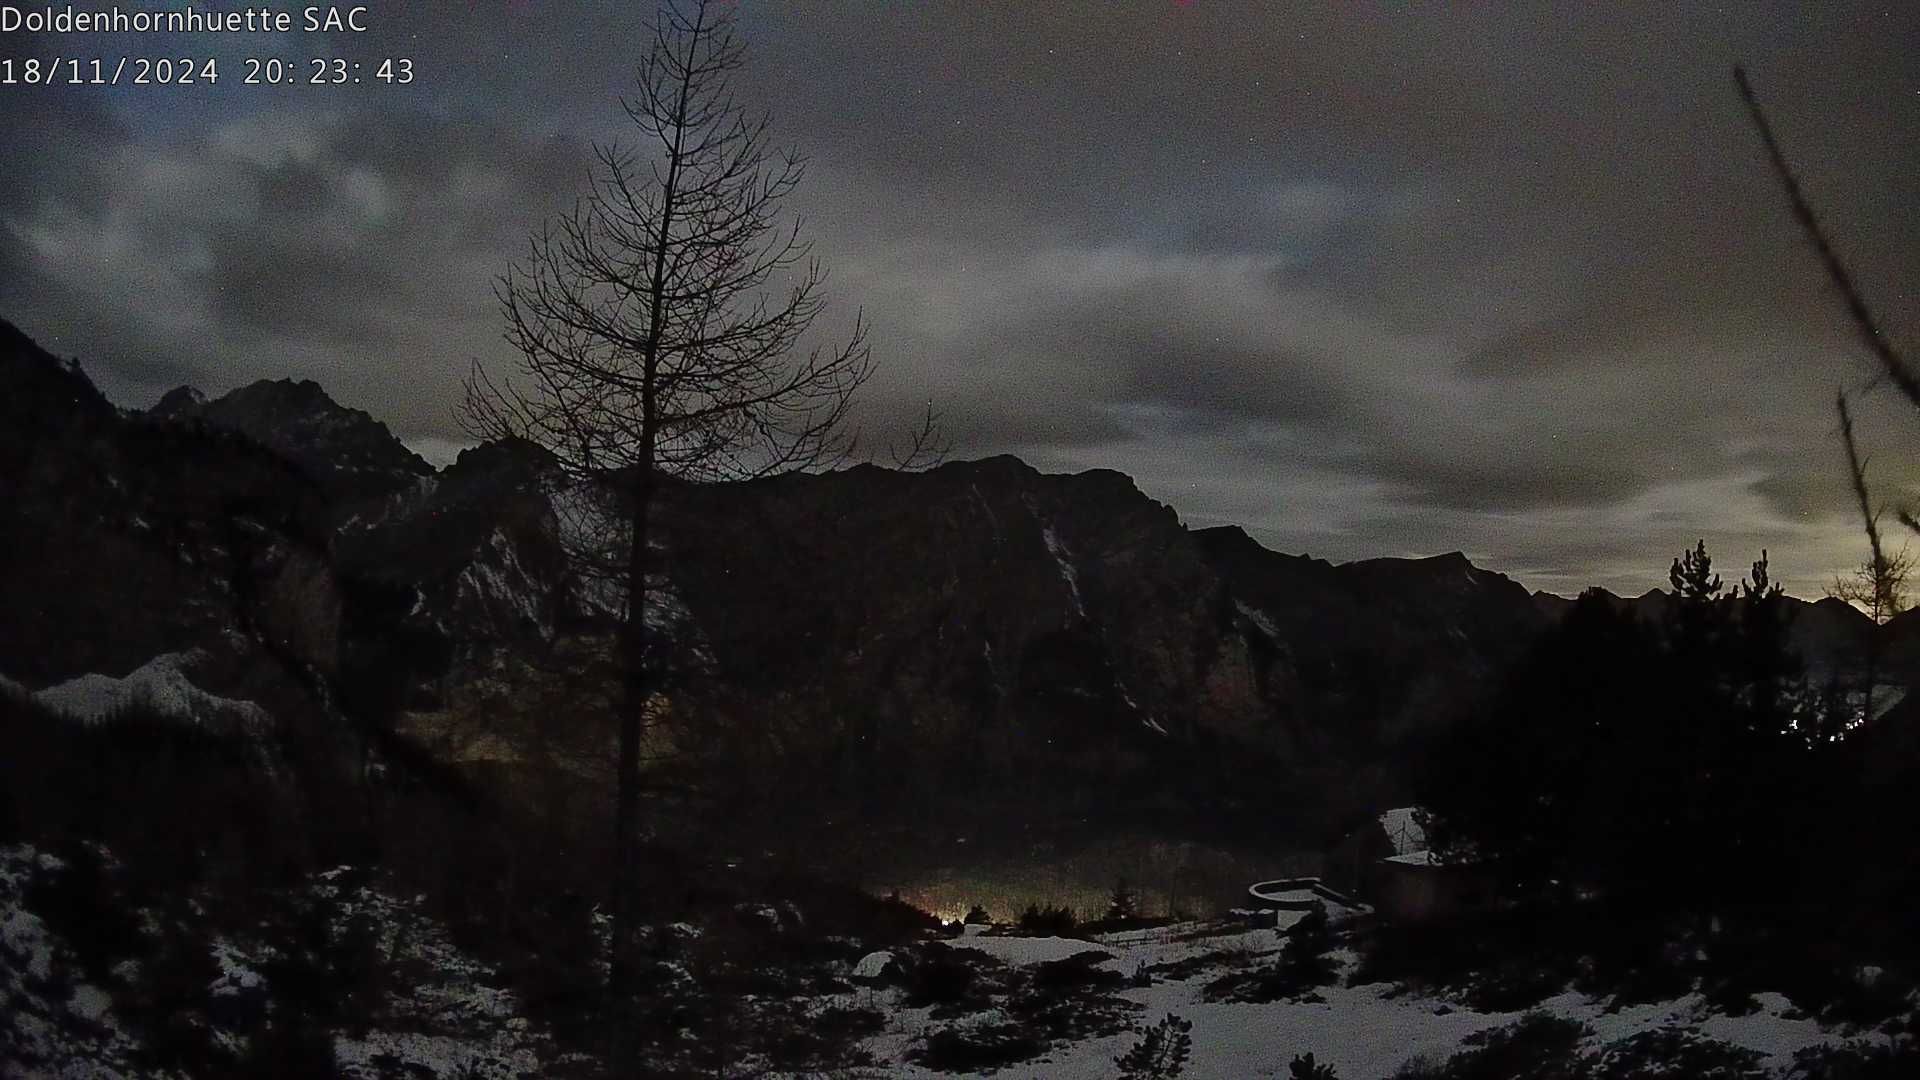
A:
[1790,1039,1920,1079]
[913,1023,1045,1072]
[1027,949,1122,994]
[902,946,983,1008]
[1281,908,1335,978]
[757,1005,884,1072]
[1291,1052,1339,1079]
[1205,906,1337,1003]
[1401,1013,1588,1080]
[1115,1013,1192,1079]
[1017,902,1078,936]
[1591,1027,1765,1079]
[1353,900,1692,1012]
[23,844,147,984]
[236,1013,338,1079]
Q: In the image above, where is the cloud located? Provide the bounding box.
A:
[5,102,592,429]
[4,1,1918,595]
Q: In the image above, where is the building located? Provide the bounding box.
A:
[1366,807,1495,924]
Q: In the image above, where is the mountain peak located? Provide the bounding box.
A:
[0,317,114,441]
[152,375,433,499]
[149,385,208,419]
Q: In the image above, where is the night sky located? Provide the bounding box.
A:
[4,2,1917,596]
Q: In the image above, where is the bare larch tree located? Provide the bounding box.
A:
[1738,66,1916,723]
[461,0,873,989]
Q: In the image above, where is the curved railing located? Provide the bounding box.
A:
[1247,877,1359,910]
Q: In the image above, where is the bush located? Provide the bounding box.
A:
[1352,900,1695,1011]
[1205,906,1338,1004]
[1390,1013,1588,1080]
[1115,1013,1192,1079]
[1017,902,1078,936]
[1591,1028,1765,1080]
[1790,1039,1920,1079]
[1027,949,1122,994]
[236,1013,338,1079]
[1281,908,1335,978]
[1005,949,1140,1045]
[913,1022,1045,1073]
[901,945,984,1009]
[23,844,147,984]
[1291,1052,1339,1079]
[757,1005,884,1072]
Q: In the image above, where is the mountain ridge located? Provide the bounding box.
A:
[2,316,1899,840]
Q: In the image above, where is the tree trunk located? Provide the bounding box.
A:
[608,470,654,993]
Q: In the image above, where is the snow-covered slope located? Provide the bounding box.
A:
[0,846,150,1079]
[0,846,552,1080]
[25,651,269,728]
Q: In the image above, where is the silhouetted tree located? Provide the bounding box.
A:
[1826,393,1909,624]
[1741,68,1915,729]
[1823,393,1908,726]
[1731,551,1799,733]
[461,0,884,990]
[1289,1052,1339,1080]
[1115,1014,1192,1079]
[1419,588,1658,895]
[1425,543,1812,923]
[1828,549,1910,628]
[1665,538,1729,671]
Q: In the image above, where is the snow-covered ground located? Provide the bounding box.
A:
[807,918,1907,1079]
[6,831,1907,1078]
[0,846,548,1080]
[0,846,151,1079]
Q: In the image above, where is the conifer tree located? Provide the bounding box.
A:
[1115,1014,1192,1079]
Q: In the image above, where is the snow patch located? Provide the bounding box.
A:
[211,939,267,997]
[1041,526,1087,618]
[1378,806,1428,859]
[29,650,269,728]
[456,528,551,636]
[833,921,1871,1079]
[1871,684,1908,721]
[1234,599,1281,640]
[945,934,1114,968]
[0,845,145,1078]
[334,1030,539,1080]
[853,950,895,979]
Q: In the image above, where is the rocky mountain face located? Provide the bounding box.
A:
[0,316,375,969]
[1198,528,1547,751]
[0,321,343,707]
[124,368,1531,793]
[151,377,434,504]
[2,316,1899,839]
